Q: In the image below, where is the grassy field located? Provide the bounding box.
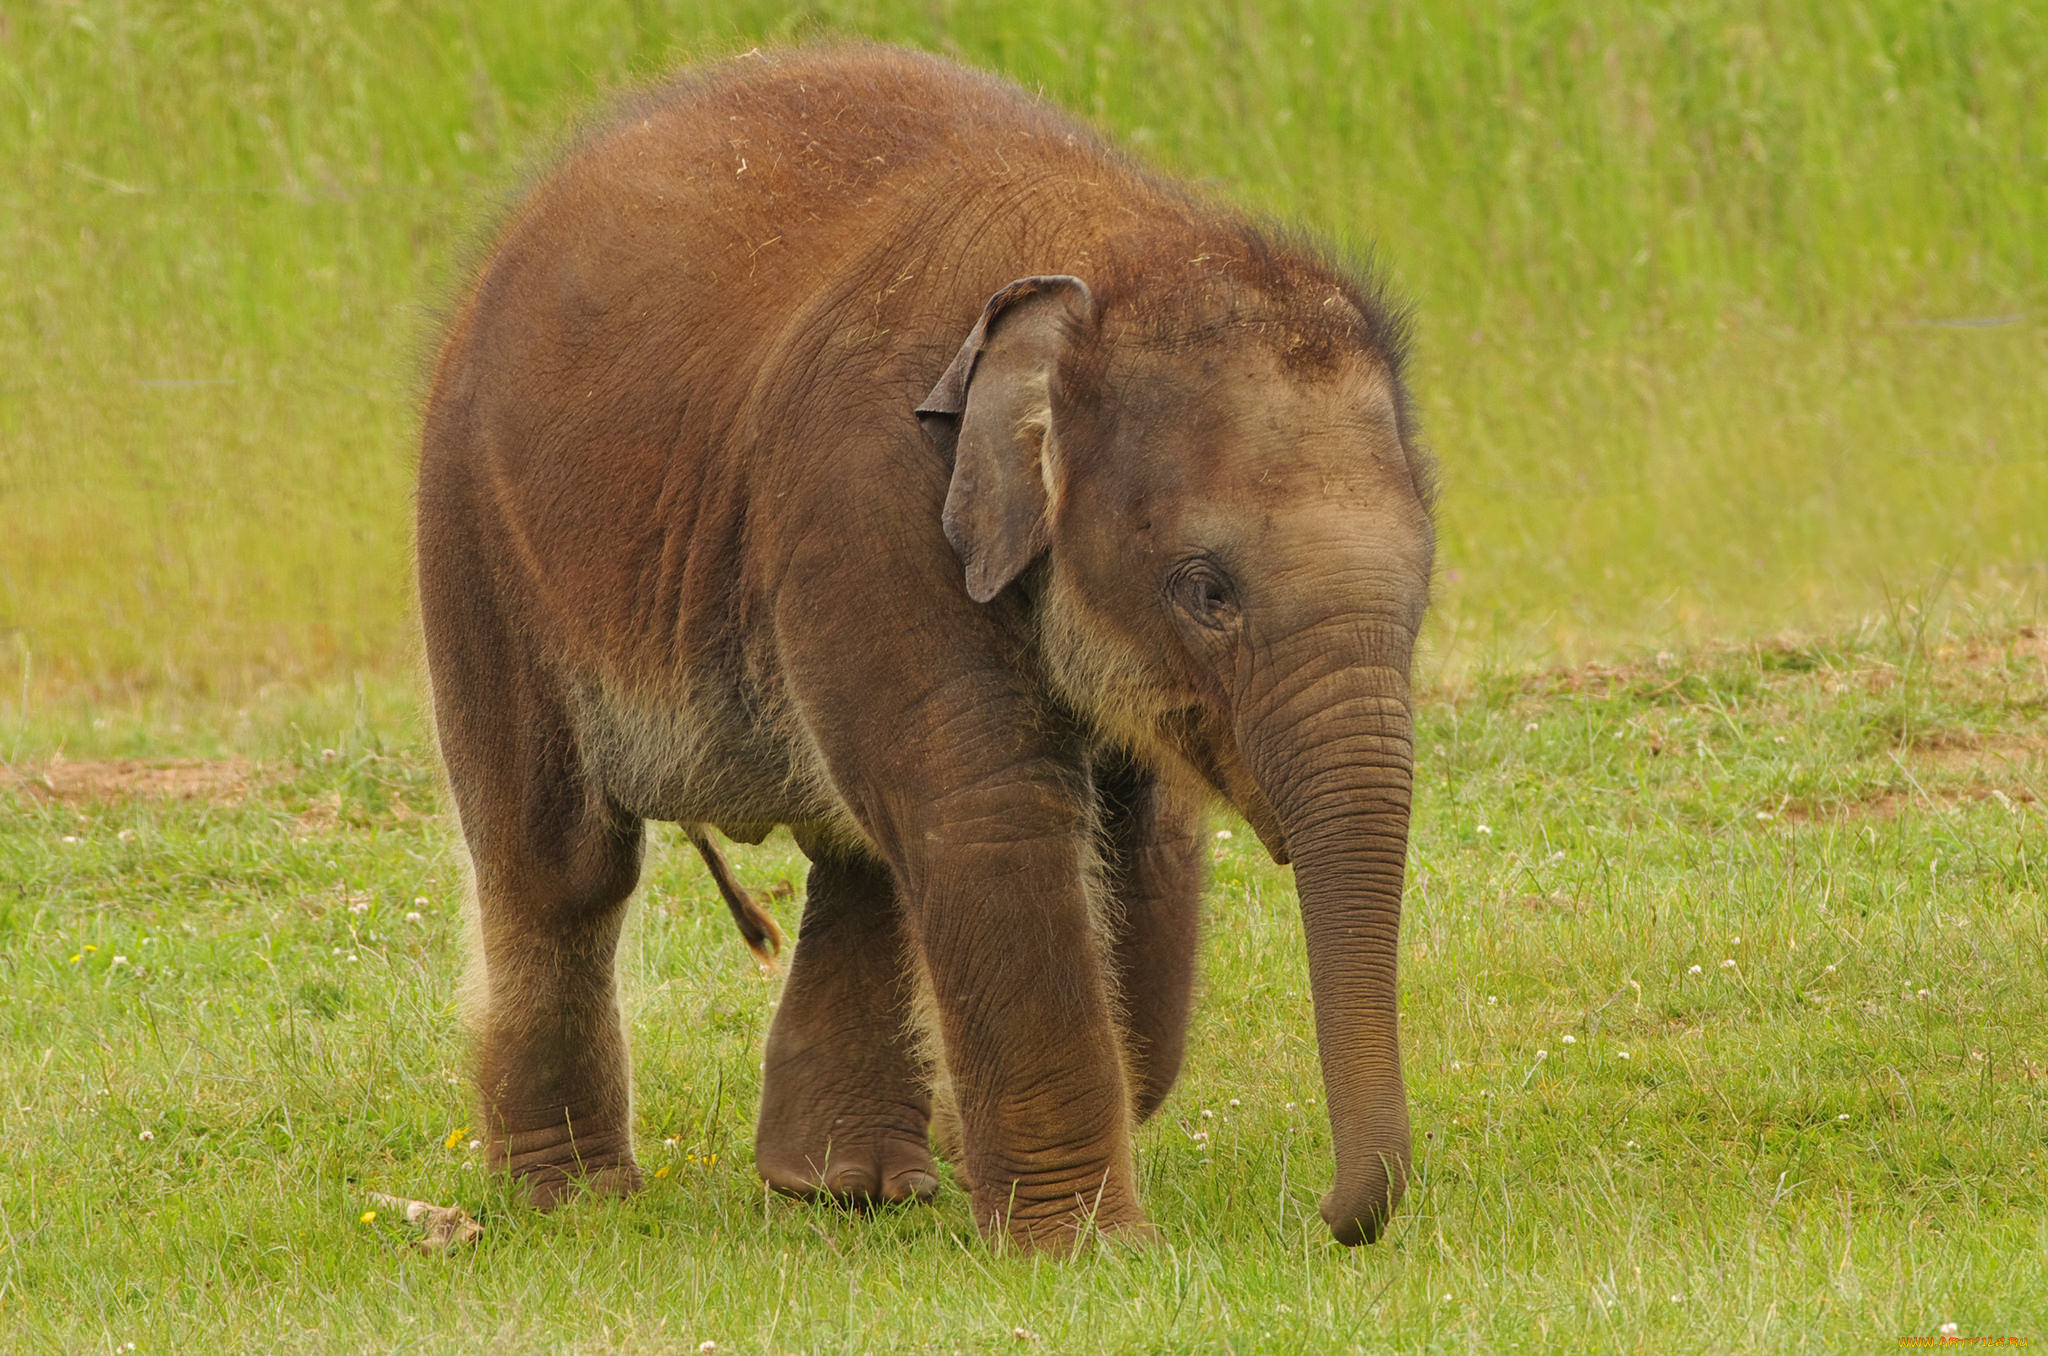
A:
[2,0,2043,694]
[4,621,2043,1350]
[3,0,2046,1350]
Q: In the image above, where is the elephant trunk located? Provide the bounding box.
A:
[1237,628,1416,1245]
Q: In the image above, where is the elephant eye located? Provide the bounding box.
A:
[1170,558,1239,630]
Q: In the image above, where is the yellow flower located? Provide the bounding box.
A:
[654,1165,670,1179]
[444,1125,469,1150]
[85,945,98,954]
[360,1210,377,1224]
[69,954,82,964]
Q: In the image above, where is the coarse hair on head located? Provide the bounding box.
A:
[1057,215,1434,520]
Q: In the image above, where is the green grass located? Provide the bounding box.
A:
[4,2,2046,1349]
[2,1,2044,692]
[3,620,2043,1351]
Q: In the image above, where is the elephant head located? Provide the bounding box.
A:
[919,259,1435,1245]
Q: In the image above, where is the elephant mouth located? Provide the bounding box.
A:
[1160,709,1291,863]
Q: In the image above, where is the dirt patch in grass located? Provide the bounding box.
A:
[1780,782,2040,824]
[1904,728,2048,775]
[1512,890,1598,915]
[1932,625,2048,673]
[4,756,276,806]
[291,789,344,835]
[1521,625,2046,702]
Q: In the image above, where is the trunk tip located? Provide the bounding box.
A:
[1319,1163,1408,1246]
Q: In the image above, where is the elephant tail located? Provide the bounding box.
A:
[683,825,785,972]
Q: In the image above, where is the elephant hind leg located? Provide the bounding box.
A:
[424,576,644,1208]
[755,845,939,1206]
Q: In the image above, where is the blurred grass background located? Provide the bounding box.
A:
[2,0,2043,700]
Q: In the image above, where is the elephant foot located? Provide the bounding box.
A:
[489,1117,641,1210]
[518,1159,644,1210]
[756,1096,940,1206]
[979,1192,1155,1254]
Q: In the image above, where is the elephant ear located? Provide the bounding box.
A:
[916,275,1093,604]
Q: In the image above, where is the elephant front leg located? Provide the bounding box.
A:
[755,847,939,1205]
[904,798,1148,1251]
[1095,754,1204,1123]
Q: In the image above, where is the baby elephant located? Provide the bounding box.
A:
[417,43,1434,1252]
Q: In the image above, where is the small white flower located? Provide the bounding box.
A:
[1755,810,1772,820]
[701,1342,720,1355]
[1824,964,1836,973]
[405,911,423,924]
[345,953,360,963]
[1214,829,1233,840]
[1561,1034,1576,1045]
[1441,1292,1454,1303]
[1618,1050,1630,1060]
[1670,1293,1684,1303]
[138,1129,154,1142]
[320,748,338,762]
[1548,850,1566,862]
[1476,824,1492,836]
[1688,965,1703,975]
[1228,1098,1240,1107]
[60,835,80,845]
[1201,1108,1214,1118]
[1449,1060,1463,1071]
[1535,1049,1548,1060]
[1625,1140,1638,1148]
[462,1159,474,1170]
[1720,959,1736,968]
[1284,1102,1297,1111]
[1940,1323,1958,1337]
[1487,995,1499,1005]
[112,955,129,967]
[468,1140,481,1151]
[1837,1114,1850,1122]
[1731,936,1741,944]
[1524,722,1538,732]
[1917,988,1930,998]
